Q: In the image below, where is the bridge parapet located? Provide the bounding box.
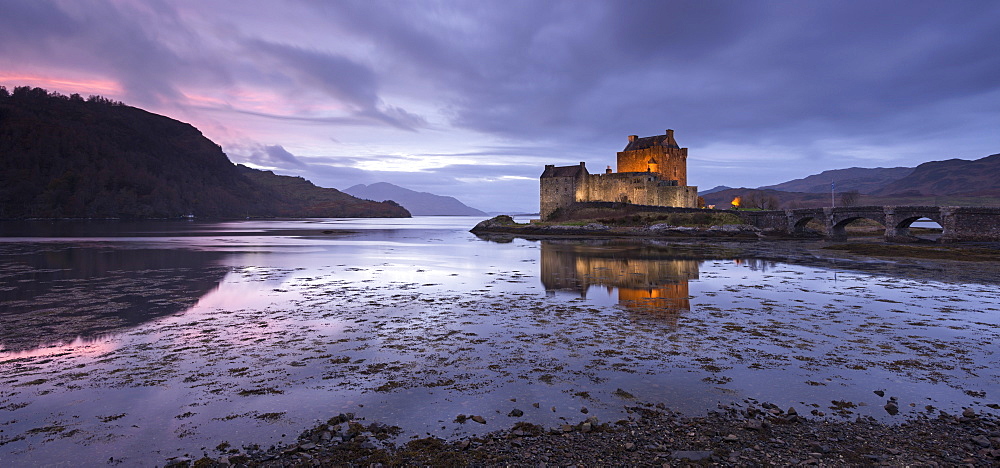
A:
[940,206,1000,242]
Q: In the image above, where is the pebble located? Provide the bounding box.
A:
[508,409,524,417]
[671,450,713,461]
[164,457,191,467]
[971,436,991,448]
[471,415,486,424]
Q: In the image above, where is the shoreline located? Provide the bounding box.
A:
[179,400,1000,466]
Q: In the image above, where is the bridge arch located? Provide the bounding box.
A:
[792,216,817,233]
[830,216,886,239]
[786,208,826,235]
[885,208,948,242]
[828,208,887,239]
[891,216,944,241]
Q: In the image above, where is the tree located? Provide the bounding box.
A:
[840,190,861,207]
[745,191,780,210]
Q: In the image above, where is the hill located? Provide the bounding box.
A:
[698,185,733,196]
[0,86,408,219]
[871,153,1000,197]
[238,168,408,218]
[761,167,913,194]
[344,182,486,216]
[703,152,1000,209]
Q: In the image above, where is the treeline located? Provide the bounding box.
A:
[0,86,409,219]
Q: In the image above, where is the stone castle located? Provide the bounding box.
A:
[539,129,699,219]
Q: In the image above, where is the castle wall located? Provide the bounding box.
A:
[616,146,688,185]
[582,173,698,208]
[539,175,579,219]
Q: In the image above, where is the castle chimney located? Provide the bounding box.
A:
[628,135,638,142]
[666,129,674,139]
[580,162,586,167]
[606,165,612,174]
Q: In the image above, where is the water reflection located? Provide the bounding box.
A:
[540,240,700,324]
[2,219,998,467]
[0,244,229,353]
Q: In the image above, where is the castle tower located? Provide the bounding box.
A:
[539,162,588,220]
[615,129,688,185]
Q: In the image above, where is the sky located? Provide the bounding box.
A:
[2,0,998,213]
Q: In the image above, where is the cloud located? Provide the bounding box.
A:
[3,0,999,208]
[244,39,427,130]
[225,144,292,169]
[0,0,231,107]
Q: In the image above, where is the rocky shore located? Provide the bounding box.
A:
[470,215,771,239]
[173,399,1000,467]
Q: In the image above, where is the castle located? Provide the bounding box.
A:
[539,129,699,219]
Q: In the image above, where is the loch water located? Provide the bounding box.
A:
[1,217,998,465]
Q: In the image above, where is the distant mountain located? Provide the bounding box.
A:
[344,182,486,216]
[698,185,733,196]
[0,86,409,219]
[710,152,1000,209]
[871,153,1000,197]
[760,167,913,194]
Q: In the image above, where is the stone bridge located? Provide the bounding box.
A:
[736,206,1000,242]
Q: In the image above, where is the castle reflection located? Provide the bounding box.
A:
[540,240,700,325]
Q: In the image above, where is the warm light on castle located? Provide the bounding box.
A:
[539,129,699,220]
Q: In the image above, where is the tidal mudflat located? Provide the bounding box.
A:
[1,218,998,465]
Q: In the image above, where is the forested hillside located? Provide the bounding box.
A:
[0,86,409,219]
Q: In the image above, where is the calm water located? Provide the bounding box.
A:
[1,217,998,465]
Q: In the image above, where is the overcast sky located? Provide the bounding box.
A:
[2,0,998,212]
